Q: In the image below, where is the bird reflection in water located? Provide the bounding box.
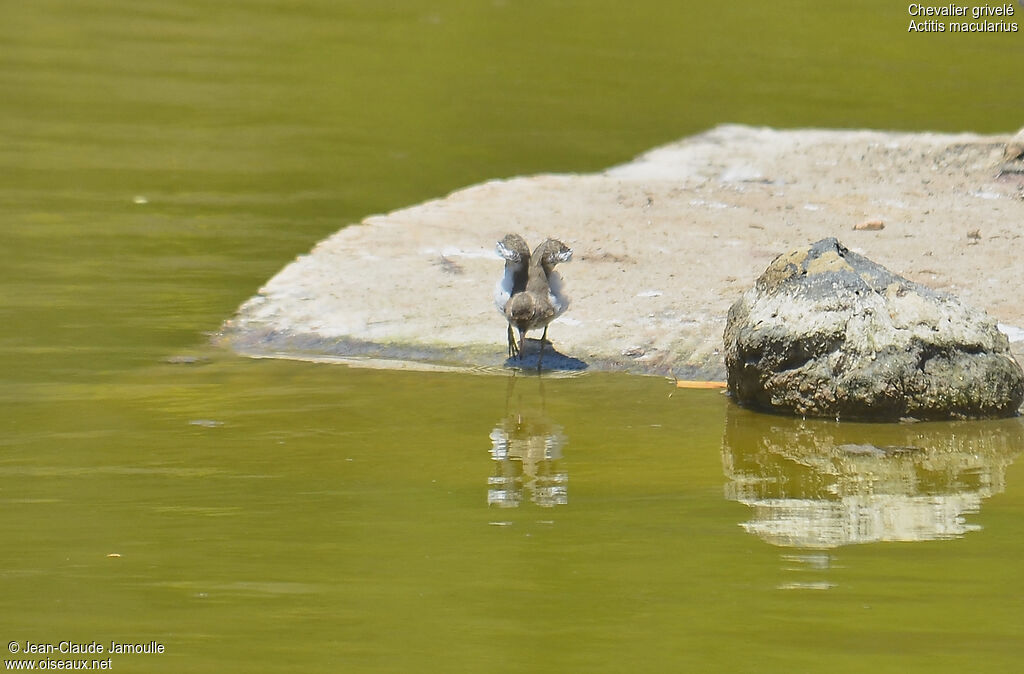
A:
[487,375,567,508]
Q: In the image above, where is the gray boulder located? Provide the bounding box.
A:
[724,238,1024,420]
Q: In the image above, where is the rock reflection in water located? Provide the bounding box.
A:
[722,405,1024,548]
[487,376,567,508]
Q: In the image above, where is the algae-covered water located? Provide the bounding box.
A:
[2,1,1023,672]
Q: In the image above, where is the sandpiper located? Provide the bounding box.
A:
[504,238,572,369]
[495,233,532,358]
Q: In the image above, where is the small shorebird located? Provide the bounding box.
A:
[503,238,572,369]
[495,233,532,358]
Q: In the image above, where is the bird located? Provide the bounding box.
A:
[504,238,572,369]
[495,233,532,358]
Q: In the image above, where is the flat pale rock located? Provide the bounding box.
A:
[218,124,1024,379]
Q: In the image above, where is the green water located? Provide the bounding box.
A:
[3,1,1023,671]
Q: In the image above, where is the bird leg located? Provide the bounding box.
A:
[537,325,548,371]
[517,327,527,362]
[507,324,519,359]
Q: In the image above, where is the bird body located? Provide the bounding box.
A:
[499,237,572,368]
[504,281,556,339]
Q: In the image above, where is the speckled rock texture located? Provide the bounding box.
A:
[724,238,1024,420]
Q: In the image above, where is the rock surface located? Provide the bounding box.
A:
[724,238,1024,420]
[218,124,1024,382]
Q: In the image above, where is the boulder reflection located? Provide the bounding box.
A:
[487,376,567,508]
[722,405,1023,548]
